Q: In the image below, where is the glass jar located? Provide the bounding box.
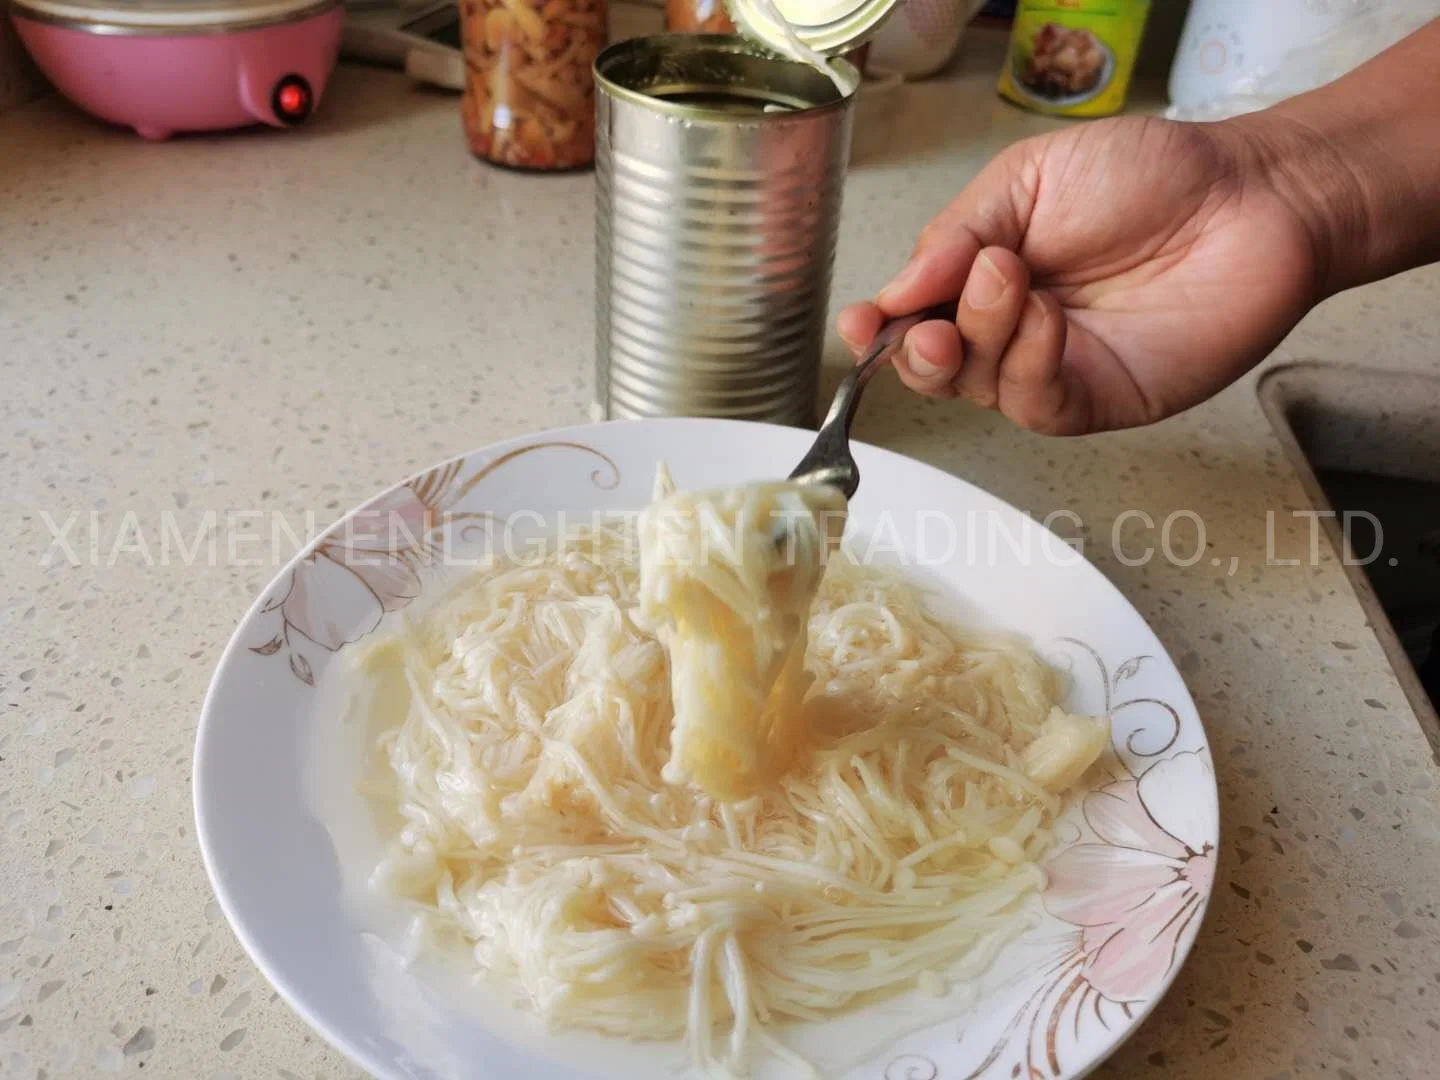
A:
[461,0,607,170]
[664,0,734,32]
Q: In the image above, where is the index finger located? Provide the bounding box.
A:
[874,143,1036,316]
[874,230,983,316]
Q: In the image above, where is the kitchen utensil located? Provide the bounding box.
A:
[789,301,958,498]
[10,0,344,140]
[342,0,461,90]
[194,417,1215,1080]
[594,33,858,424]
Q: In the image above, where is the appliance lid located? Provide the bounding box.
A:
[12,0,337,32]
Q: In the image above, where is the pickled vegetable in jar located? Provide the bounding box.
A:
[461,0,607,170]
[664,0,734,32]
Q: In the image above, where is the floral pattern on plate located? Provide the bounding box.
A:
[248,441,619,685]
[885,642,1215,1080]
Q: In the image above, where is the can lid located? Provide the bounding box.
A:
[723,0,899,58]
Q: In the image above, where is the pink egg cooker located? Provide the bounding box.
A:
[10,0,344,141]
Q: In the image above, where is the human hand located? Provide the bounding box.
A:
[837,116,1327,435]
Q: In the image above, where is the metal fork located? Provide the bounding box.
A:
[788,301,960,498]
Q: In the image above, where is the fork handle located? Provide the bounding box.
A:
[789,301,960,495]
[832,300,961,428]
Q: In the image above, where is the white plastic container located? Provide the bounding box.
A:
[1167,0,1440,121]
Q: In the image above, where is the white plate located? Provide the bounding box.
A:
[195,418,1217,1080]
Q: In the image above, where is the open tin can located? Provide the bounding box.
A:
[594,34,860,424]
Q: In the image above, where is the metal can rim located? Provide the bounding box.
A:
[594,33,859,121]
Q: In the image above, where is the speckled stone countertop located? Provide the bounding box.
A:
[3,26,1440,1080]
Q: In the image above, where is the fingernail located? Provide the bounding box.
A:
[838,328,862,352]
[904,340,940,378]
[877,257,921,304]
[966,253,1008,309]
[1026,290,1049,324]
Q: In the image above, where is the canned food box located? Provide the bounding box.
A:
[997,0,1151,118]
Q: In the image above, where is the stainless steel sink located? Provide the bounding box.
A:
[1259,362,1440,755]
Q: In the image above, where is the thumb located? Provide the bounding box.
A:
[875,141,1037,316]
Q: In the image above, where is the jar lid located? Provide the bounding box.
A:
[723,0,899,58]
[12,0,334,33]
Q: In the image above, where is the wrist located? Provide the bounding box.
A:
[1219,18,1440,299]
[1221,108,1379,301]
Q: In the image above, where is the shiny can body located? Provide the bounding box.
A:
[594,34,857,425]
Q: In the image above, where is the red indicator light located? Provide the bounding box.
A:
[278,84,307,117]
[271,76,313,125]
